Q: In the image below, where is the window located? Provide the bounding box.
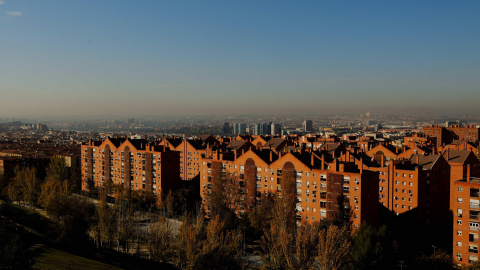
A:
[458,187,464,192]
[458,198,463,203]
[471,222,479,231]
[457,242,463,247]
[458,220,463,225]
[458,231,463,236]
[469,255,478,264]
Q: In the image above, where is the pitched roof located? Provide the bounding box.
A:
[229,140,249,151]
[319,143,340,152]
[187,140,206,150]
[263,138,287,149]
[442,150,471,164]
[107,137,126,148]
[409,154,440,170]
[165,138,183,148]
[252,149,279,164]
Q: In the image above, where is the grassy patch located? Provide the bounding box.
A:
[33,245,122,270]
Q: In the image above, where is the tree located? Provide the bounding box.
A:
[247,194,275,239]
[7,166,27,205]
[258,170,299,270]
[174,215,243,270]
[175,214,206,270]
[206,172,251,219]
[464,261,480,270]
[22,167,41,209]
[415,251,454,270]
[156,189,175,217]
[317,225,351,270]
[38,176,70,213]
[49,195,96,248]
[39,156,71,213]
[95,190,118,247]
[345,223,393,270]
[195,216,243,270]
[46,155,68,183]
[290,222,321,270]
[149,215,174,263]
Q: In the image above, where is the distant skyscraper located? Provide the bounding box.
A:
[233,123,247,135]
[271,123,281,135]
[303,120,313,133]
[127,118,135,124]
[365,111,371,117]
[254,124,261,135]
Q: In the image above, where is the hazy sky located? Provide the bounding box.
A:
[1,1,479,117]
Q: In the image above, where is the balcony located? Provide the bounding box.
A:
[470,236,479,243]
[471,202,480,209]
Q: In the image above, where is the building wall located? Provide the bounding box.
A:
[452,179,480,266]
[200,150,379,230]
[81,139,180,197]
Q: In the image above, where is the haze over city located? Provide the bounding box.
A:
[1,1,479,117]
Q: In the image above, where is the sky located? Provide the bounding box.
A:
[0,1,479,118]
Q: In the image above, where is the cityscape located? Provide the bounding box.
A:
[1,1,480,270]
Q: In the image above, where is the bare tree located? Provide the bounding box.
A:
[148,215,174,262]
[317,225,351,270]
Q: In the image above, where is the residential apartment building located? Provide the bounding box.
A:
[199,148,379,230]
[354,150,451,225]
[452,167,480,266]
[442,150,480,211]
[81,137,180,196]
[424,125,480,149]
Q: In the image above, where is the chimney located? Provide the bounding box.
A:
[234,149,237,160]
[467,164,471,181]
[381,154,385,167]
[416,154,420,165]
[360,158,363,174]
[270,151,273,163]
[445,150,449,162]
[396,146,399,154]
[311,154,314,167]
[321,156,325,170]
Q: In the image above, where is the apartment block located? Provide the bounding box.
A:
[452,167,480,266]
[356,150,450,225]
[81,137,180,196]
[199,148,379,230]
[424,125,480,149]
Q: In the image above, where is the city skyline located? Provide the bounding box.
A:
[1,1,479,116]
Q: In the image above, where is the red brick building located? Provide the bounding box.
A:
[200,148,379,230]
[81,137,180,196]
[452,167,480,266]
[424,125,480,149]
